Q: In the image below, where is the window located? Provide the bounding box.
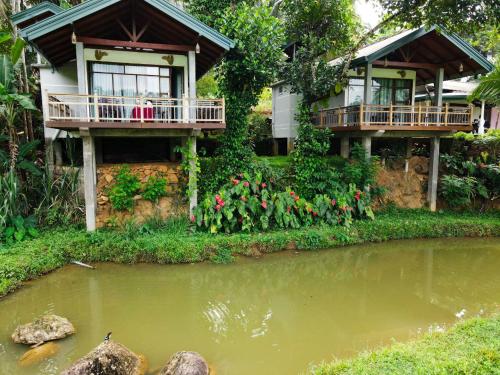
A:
[347,77,413,105]
[90,63,172,98]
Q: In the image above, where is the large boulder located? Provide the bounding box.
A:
[160,351,209,375]
[61,341,148,375]
[11,315,75,345]
[19,342,60,367]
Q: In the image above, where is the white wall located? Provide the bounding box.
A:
[272,84,301,139]
[39,61,78,139]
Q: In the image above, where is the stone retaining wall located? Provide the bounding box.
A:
[96,162,185,228]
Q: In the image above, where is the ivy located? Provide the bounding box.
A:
[175,138,200,200]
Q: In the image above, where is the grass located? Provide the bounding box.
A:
[311,314,500,375]
[0,208,499,298]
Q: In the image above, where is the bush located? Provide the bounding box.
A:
[193,172,374,234]
[440,175,481,207]
[142,175,168,203]
[108,165,141,211]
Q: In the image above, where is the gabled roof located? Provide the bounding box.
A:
[18,0,234,51]
[329,26,494,84]
[11,1,63,28]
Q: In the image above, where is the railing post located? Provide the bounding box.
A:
[469,104,474,128]
[417,103,422,126]
[183,94,189,123]
[359,102,364,127]
[389,103,393,126]
[93,92,99,122]
[337,109,342,126]
[222,98,226,123]
[140,96,144,123]
[444,103,449,126]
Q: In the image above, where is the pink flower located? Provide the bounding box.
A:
[243,181,250,187]
[355,191,361,201]
[261,200,267,209]
[190,215,195,223]
[215,204,221,211]
[232,179,240,185]
[220,201,225,207]
[261,183,267,188]
[215,195,221,203]
[331,199,336,206]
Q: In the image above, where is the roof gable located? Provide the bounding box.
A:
[11,2,63,28]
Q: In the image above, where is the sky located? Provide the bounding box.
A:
[354,0,383,28]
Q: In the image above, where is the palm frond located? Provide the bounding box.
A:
[469,65,500,106]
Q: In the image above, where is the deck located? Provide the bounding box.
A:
[44,93,226,130]
[315,103,473,132]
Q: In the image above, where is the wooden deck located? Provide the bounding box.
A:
[44,93,225,130]
[315,103,473,132]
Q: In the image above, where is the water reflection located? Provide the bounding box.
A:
[0,237,499,375]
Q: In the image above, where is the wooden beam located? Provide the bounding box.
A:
[76,36,194,52]
[135,20,151,42]
[117,19,134,41]
[373,60,440,71]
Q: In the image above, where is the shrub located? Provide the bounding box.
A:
[440,175,480,207]
[0,215,38,244]
[142,175,168,203]
[193,172,374,234]
[108,165,141,211]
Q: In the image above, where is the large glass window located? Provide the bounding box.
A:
[347,77,413,105]
[90,63,172,98]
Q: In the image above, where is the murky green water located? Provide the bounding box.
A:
[0,238,499,375]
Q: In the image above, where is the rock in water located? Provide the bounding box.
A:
[61,341,148,375]
[160,351,209,375]
[11,315,75,345]
[19,342,60,367]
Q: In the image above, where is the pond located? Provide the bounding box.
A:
[0,237,499,374]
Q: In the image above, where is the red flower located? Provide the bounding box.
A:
[261,200,268,209]
[355,191,361,201]
[331,199,336,206]
[307,207,312,213]
[287,206,291,213]
[261,182,267,188]
[294,196,300,202]
[215,204,221,211]
[243,181,250,187]
[232,179,240,185]
[220,201,225,207]
[190,215,195,223]
[215,194,221,203]
[290,191,295,196]
[312,211,318,217]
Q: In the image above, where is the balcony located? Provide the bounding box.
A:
[315,103,473,132]
[44,93,226,130]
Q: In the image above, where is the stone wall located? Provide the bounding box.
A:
[96,162,185,228]
[375,156,429,209]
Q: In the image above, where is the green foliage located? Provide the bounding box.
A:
[311,314,500,375]
[469,63,500,106]
[196,70,218,98]
[142,175,168,203]
[440,175,482,207]
[248,112,271,146]
[193,172,373,234]
[108,165,141,211]
[342,143,379,190]
[175,138,200,199]
[0,215,38,244]
[0,169,27,229]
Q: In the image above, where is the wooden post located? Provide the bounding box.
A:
[427,137,440,212]
[340,137,349,158]
[469,104,474,128]
[94,92,99,122]
[389,103,393,126]
[82,131,97,231]
[359,102,364,127]
[444,103,449,126]
[417,103,422,126]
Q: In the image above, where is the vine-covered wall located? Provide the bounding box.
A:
[96,163,184,228]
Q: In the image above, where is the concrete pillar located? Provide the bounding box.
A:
[272,139,279,156]
[82,133,97,231]
[363,63,373,105]
[427,137,440,212]
[478,100,486,134]
[188,135,198,215]
[287,138,295,155]
[340,137,350,158]
[188,50,197,123]
[404,138,413,173]
[53,140,63,166]
[361,136,371,158]
[45,138,55,172]
[434,67,444,107]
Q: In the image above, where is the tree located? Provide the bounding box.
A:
[469,64,500,106]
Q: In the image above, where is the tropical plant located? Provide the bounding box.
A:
[193,172,373,234]
[469,64,500,106]
[0,169,27,228]
[142,175,168,203]
[440,175,482,208]
[0,215,38,244]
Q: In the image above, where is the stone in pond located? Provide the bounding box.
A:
[160,351,209,375]
[11,314,75,345]
[61,341,148,375]
[19,342,60,367]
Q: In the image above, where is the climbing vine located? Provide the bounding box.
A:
[175,138,200,200]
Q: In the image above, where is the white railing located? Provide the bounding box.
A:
[45,92,225,124]
[316,103,473,128]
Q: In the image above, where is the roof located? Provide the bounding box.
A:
[11,2,63,28]
[330,26,494,84]
[18,0,234,51]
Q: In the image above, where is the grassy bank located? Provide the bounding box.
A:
[1,209,499,298]
[311,314,500,375]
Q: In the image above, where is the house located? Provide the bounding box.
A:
[272,26,494,211]
[12,0,234,231]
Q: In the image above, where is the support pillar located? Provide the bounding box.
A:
[361,136,371,158]
[188,50,197,122]
[287,138,295,155]
[434,68,444,107]
[404,138,413,173]
[188,135,198,215]
[272,139,279,156]
[363,63,373,105]
[82,132,96,231]
[340,137,350,158]
[427,137,440,212]
[478,100,485,134]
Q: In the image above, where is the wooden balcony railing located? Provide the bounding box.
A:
[44,92,225,126]
[316,103,473,130]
